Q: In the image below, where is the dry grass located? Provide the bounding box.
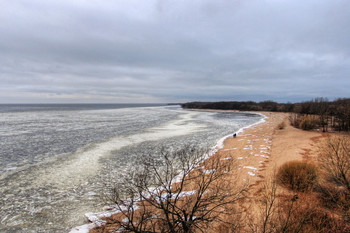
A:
[277,161,318,192]
[289,114,320,130]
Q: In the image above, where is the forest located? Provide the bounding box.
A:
[181,98,350,132]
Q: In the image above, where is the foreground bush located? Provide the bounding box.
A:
[318,183,350,213]
[277,161,318,192]
[252,178,349,233]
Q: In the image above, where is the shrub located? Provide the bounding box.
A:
[277,121,286,130]
[317,183,350,212]
[289,113,300,127]
[298,115,319,130]
[276,193,341,233]
[289,114,320,130]
[277,161,318,192]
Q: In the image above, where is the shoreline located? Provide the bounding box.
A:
[201,111,267,161]
[71,111,324,232]
[70,111,267,233]
[215,111,322,183]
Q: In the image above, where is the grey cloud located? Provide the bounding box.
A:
[0,0,349,103]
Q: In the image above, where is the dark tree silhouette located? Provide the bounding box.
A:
[102,146,247,233]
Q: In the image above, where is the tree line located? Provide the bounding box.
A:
[181,98,350,132]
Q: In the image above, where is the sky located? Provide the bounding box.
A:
[0,0,349,104]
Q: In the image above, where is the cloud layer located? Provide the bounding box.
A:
[1,0,349,103]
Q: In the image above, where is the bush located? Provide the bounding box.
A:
[276,193,343,233]
[289,113,320,130]
[277,121,286,130]
[298,115,319,130]
[317,183,350,212]
[277,161,318,192]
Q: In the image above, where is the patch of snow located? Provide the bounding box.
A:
[248,172,256,176]
[156,190,197,203]
[243,166,257,170]
[244,145,253,150]
[255,154,269,158]
[203,169,216,174]
[221,148,237,151]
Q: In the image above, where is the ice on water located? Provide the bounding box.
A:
[0,105,262,232]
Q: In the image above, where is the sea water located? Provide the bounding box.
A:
[0,104,262,232]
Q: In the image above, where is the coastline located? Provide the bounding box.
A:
[71,111,323,232]
[215,111,322,185]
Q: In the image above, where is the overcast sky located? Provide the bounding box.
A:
[0,0,349,103]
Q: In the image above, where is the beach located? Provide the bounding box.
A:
[73,111,324,232]
[216,111,322,184]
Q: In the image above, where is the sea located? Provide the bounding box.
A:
[0,104,263,232]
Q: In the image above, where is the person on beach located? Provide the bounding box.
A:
[233,133,237,138]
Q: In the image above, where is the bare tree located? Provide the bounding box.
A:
[318,135,350,191]
[247,175,279,233]
[248,175,332,233]
[102,146,247,233]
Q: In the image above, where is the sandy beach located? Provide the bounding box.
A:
[216,111,322,185]
[73,111,325,232]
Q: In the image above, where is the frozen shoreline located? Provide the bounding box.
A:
[69,111,267,233]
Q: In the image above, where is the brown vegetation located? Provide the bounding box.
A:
[277,121,286,130]
[88,114,350,233]
[318,135,350,191]
[289,114,320,130]
[276,161,318,192]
